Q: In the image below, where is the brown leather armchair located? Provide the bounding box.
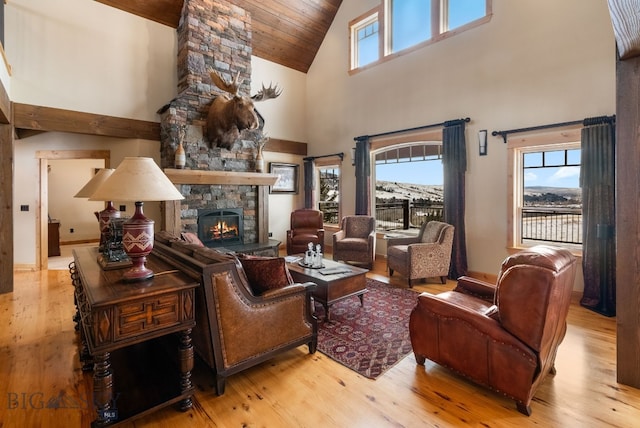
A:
[287,209,325,255]
[332,215,376,269]
[409,245,577,415]
[201,258,318,394]
[387,221,454,287]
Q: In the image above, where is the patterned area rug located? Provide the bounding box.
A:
[315,278,419,379]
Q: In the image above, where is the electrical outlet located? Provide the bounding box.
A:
[269,232,273,237]
[20,205,29,212]
[119,205,126,212]
[70,228,74,233]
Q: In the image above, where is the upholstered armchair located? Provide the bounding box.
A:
[387,221,454,287]
[200,257,318,395]
[287,209,325,255]
[332,215,376,269]
[409,245,577,415]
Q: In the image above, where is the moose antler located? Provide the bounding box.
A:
[251,83,282,101]
[210,70,241,95]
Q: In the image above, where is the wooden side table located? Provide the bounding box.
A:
[70,246,197,426]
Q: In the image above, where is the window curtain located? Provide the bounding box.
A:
[355,137,371,215]
[442,120,468,279]
[303,158,315,209]
[580,118,616,316]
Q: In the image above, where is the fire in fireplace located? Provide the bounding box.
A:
[198,208,244,247]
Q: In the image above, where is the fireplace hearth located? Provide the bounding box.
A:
[198,208,244,247]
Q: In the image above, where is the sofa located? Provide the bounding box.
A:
[153,231,318,394]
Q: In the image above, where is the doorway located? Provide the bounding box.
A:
[36,150,110,270]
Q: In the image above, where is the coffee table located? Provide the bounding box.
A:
[286,257,368,320]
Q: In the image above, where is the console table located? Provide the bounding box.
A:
[70,246,197,426]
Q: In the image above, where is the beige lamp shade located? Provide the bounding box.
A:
[74,168,115,198]
[89,157,184,202]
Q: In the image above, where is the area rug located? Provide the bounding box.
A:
[315,278,419,379]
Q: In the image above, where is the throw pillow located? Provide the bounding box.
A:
[238,256,293,295]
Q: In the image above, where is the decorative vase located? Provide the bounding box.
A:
[255,149,264,173]
[174,141,186,169]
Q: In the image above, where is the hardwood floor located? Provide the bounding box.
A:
[2,255,639,427]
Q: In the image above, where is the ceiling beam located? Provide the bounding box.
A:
[13,103,161,141]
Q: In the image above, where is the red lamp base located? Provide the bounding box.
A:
[122,202,155,282]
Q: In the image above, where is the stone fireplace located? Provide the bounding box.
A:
[158,0,272,245]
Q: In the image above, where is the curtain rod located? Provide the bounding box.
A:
[492,115,616,144]
[303,152,344,162]
[354,117,470,142]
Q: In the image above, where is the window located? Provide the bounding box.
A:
[508,130,582,251]
[389,0,430,53]
[350,11,380,69]
[349,1,491,72]
[318,165,341,225]
[373,142,444,231]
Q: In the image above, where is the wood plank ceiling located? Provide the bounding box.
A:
[95,0,342,73]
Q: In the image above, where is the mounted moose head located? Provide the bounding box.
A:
[206,70,282,149]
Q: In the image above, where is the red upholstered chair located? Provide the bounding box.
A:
[332,215,376,269]
[286,209,325,255]
[409,245,577,415]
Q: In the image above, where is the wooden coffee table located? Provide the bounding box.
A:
[287,257,368,320]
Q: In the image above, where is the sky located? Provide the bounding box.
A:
[376,160,443,186]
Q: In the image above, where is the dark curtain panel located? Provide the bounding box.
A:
[580,120,616,316]
[442,120,468,279]
[303,159,315,209]
[355,138,371,215]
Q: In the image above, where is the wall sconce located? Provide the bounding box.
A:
[478,129,488,156]
[350,147,356,166]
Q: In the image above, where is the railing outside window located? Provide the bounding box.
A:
[521,207,582,244]
[319,202,339,224]
[375,200,443,231]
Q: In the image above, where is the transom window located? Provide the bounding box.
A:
[350,0,491,72]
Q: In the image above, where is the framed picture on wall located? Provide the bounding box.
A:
[269,162,299,194]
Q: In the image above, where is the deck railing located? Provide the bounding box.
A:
[521,207,582,244]
[375,200,443,231]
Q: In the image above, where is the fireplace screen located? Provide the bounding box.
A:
[198,209,243,247]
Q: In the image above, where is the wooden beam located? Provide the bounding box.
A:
[264,138,307,156]
[608,0,640,60]
[164,168,278,186]
[615,52,640,387]
[0,124,13,294]
[13,103,160,141]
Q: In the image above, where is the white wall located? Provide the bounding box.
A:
[306,0,615,282]
[48,158,106,242]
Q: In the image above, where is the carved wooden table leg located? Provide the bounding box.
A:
[178,328,194,411]
[92,352,114,427]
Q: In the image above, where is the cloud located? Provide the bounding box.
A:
[548,166,580,183]
[525,172,538,182]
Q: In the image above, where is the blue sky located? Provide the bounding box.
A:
[376,160,443,186]
[376,161,581,189]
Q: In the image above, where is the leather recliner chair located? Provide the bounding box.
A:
[409,245,577,415]
[286,209,325,255]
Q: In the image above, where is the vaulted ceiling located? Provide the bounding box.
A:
[95,0,342,73]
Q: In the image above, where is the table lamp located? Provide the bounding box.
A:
[74,168,120,252]
[90,157,184,282]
